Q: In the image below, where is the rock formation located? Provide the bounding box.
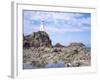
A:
[23,31,52,48]
[23,31,91,69]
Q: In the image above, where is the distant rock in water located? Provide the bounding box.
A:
[67,42,86,51]
[23,31,52,48]
[67,42,90,55]
[68,42,85,47]
[54,43,65,47]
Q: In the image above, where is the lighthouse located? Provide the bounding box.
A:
[39,20,45,31]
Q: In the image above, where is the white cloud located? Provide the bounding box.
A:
[46,25,90,34]
[30,11,85,21]
[24,10,91,34]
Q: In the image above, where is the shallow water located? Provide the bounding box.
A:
[23,61,65,69]
[45,61,65,68]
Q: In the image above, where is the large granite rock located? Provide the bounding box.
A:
[23,31,52,48]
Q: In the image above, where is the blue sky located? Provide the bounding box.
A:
[23,10,91,47]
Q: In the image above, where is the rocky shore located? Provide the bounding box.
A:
[23,31,91,69]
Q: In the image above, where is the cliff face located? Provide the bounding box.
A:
[23,31,52,48]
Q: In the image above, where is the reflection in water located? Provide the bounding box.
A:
[23,61,65,69]
[45,61,65,68]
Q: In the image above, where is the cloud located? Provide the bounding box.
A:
[23,10,91,35]
[46,25,90,34]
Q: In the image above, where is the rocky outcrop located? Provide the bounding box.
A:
[23,31,52,48]
[68,42,85,47]
[23,42,91,69]
[23,31,91,69]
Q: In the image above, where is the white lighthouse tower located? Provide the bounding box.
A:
[39,20,45,31]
